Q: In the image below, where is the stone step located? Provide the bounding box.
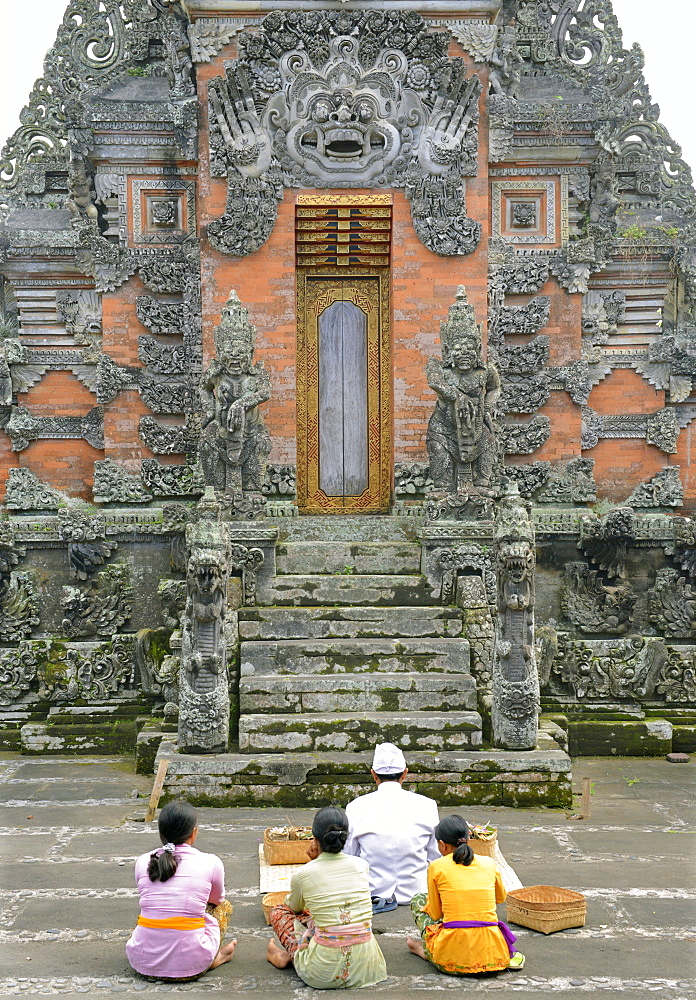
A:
[270,515,416,541]
[238,711,482,753]
[162,745,572,808]
[267,575,434,607]
[239,672,477,714]
[238,606,462,641]
[47,704,145,723]
[275,541,421,576]
[239,637,471,676]
[20,721,137,755]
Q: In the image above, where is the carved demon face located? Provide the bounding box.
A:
[188,550,225,595]
[266,37,421,183]
[499,539,534,583]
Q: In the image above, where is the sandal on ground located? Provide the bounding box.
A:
[371,895,398,915]
[508,952,526,970]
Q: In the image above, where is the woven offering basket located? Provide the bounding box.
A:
[469,831,497,858]
[262,891,288,925]
[506,885,586,934]
[263,827,313,865]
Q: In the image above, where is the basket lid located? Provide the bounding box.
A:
[507,885,586,909]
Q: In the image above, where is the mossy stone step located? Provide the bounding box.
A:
[237,607,461,643]
[240,672,477,714]
[20,721,137,755]
[568,718,673,756]
[268,574,433,606]
[239,637,471,676]
[238,710,482,753]
[276,541,421,576]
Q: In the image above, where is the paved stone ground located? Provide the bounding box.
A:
[0,753,694,999]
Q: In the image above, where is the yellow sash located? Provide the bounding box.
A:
[137,915,205,930]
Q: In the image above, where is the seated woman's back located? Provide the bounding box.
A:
[134,844,223,918]
[430,853,500,922]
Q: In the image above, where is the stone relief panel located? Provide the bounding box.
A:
[207,11,482,257]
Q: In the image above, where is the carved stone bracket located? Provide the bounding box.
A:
[0,570,39,642]
[648,569,696,639]
[578,508,635,581]
[506,457,597,504]
[58,508,117,580]
[187,18,246,64]
[141,459,204,498]
[581,405,696,454]
[5,404,103,452]
[139,416,199,457]
[502,416,551,454]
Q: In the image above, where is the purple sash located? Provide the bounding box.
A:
[440,920,517,957]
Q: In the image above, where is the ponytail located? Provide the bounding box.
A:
[147,799,197,882]
[434,815,474,867]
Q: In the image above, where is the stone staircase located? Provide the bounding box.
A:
[235,521,482,756]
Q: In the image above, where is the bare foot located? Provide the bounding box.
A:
[210,938,237,969]
[267,938,293,969]
[406,936,427,960]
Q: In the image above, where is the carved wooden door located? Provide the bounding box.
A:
[297,274,391,513]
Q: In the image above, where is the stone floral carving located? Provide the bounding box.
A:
[58,508,116,580]
[92,459,152,505]
[0,571,39,642]
[179,496,232,754]
[61,564,133,639]
[426,287,502,493]
[6,405,104,452]
[141,460,204,497]
[198,291,271,496]
[4,469,67,511]
[188,19,241,63]
[136,297,185,336]
[502,416,551,455]
[139,416,199,456]
[536,458,598,505]
[425,489,495,523]
[491,485,539,751]
[646,408,680,454]
[665,518,696,580]
[262,464,297,498]
[71,635,136,700]
[55,290,102,351]
[394,462,433,498]
[625,467,684,509]
[561,562,636,635]
[207,11,482,256]
[655,647,696,704]
[138,256,189,293]
[579,507,635,581]
[648,569,696,639]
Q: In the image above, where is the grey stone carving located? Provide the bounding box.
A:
[654,646,696,704]
[503,416,551,455]
[0,570,39,642]
[635,336,696,404]
[648,568,696,639]
[4,469,67,511]
[207,12,482,257]
[665,518,696,580]
[579,508,635,581]
[449,22,498,64]
[491,485,539,751]
[139,416,199,456]
[625,467,684,509]
[188,19,241,64]
[262,464,297,499]
[554,633,669,702]
[488,26,522,98]
[138,256,189,293]
[58,508,116,581]
[61,564,133,639]
[136,297,185,336]
[646,408,681,454]
[506,457,597,504]
[0,643,40,707]
[162,3,195,100]
[157,578,187,632]
[135,627,179,706]
[425,489,495,523]
[92,459,152,505]
[6,405,103,452]
[561,562,636,635]
[394,463,433,499]
[141,460,204,497]
[178,495,232,754]
[55,290,102,351]
[198,291,271,496]
[426,287,502,493]
[427,544,496,607]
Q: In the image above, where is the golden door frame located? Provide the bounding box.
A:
[296,266,392,513]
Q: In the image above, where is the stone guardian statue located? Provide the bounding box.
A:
[426,286,502,494]
[198,291,271,497]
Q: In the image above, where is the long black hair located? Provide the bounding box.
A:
[146,799,197,882]
[434,814,474,866]
[312,806,349,854]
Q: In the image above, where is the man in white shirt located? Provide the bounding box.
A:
[344,743,440,913]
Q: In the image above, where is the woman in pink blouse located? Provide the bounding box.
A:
[126,800,236,980]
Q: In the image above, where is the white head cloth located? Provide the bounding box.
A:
[372,742,406,775]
